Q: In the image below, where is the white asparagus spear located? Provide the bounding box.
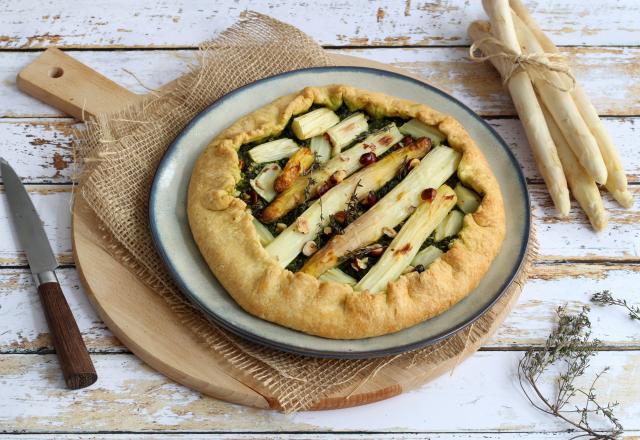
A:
[510,12,608,185]
[355,185,457,293]
[265,141,430,268]
[468,19,570,216]
[301,145,461,277]
[541,105,609,231]
[509,0,632,208]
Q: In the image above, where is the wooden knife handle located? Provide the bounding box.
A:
[38,281,98,389]
[16,47,141,121]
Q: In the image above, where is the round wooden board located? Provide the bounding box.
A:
[65,53,526,410]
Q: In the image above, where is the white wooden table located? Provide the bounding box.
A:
[1,1,639,438]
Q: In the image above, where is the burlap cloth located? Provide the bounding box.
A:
[77,12,534,412]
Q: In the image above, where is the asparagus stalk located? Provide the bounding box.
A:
[261,123,403,223]
[411,245,444,268]
[318,268,357,286]
[292,108,340,140]
[541,104,609,230]
[274,147,315,193]
[509,0,632,208]
[249,163,282,202]
[399,119,445,145]
[252,218,275,245]
[469,19,570,217]
[301,145,461,277]
[434,210,464,242]
[248,138,299,163]
[326,112,368,154]
[355,185,457,292]
[265,141,431,268]
[454,183,481,213]
[309,135,332,163]
[510,12,607,185]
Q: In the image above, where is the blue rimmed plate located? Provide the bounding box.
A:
[149,66,530,359]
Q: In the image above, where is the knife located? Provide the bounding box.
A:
[1,158,97,389]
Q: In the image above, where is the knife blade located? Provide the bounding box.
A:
[1,158,97,389]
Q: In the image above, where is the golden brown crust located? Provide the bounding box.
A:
[187,85,506,339]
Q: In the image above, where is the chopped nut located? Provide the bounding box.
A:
[333,210,347,224]
[276,222,287,233]
[369,245,385,257]
[248,190,259,205]
[317,182,330,197]
[382,226,397,238]
[329,169,347,185]
[359,151,377,166]
[295,218,309,234]
[421,188,437,201]
[351,257,369,271]
[408,158,421,170]
[302,241,318,256]
[365,191,378,206]
[238,159,245,170]
[402,265,415,274]
[323,226,333,235]
[401,135,413,146]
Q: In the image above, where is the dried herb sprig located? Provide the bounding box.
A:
[518,306,623,439]
[591,290,640,321]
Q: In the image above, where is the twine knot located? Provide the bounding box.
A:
[469,36,576,93]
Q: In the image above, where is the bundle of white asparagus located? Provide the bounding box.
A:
[469,0,633,231]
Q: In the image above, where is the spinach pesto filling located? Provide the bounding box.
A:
[235,104,483,288]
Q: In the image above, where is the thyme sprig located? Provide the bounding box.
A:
[518,306,623,439]
[591,290,640,321]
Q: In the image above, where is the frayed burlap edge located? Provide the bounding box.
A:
[73,12,536,412]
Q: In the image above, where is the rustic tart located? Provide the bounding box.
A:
[187,85,505,339]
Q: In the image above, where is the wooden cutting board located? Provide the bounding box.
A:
[17,47,526,410]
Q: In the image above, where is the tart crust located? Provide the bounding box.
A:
[187,85,506,339]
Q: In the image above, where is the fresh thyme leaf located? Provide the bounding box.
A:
[591,290,640,321]
[518,306,623,439]
[345,179,363,224]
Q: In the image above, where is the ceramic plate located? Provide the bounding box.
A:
[150,66,530,359]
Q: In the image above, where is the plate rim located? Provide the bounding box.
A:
[149,65,531,359]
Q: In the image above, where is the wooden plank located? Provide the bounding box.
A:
[8,434,640,439]
[2,264,640,353]
[0,184,638,266]
[3,116,640,184]
[1,0,640,49]
[1,47,639,118]
[0,351,638,432]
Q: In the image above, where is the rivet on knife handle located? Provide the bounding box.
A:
[37,276,97,390]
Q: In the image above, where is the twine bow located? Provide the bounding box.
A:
[469,36,576,93]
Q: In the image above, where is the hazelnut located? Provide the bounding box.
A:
[415,137,432,151]
[302,241,318,256]
[421,188,437,201]
[276,222,287,233]
[359,152,377,166]
[248,190,259,205]
[295,218,309,234]
[415,264,425,273]
[369,245,385,257]
[351,257,369,271]
[382,226,397,238]
[333,211,347,224]
[330,170,347,185]
[317,182,330,197]
[323,226,333,235]
[401,135,413,146]
[365,191,378,207]
[408,158,421,170]
[238,159,245,170]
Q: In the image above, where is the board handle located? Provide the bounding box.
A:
[17,47,141,121]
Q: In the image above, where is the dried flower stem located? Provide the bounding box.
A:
[518,306,623,439]
[591,290,640,321]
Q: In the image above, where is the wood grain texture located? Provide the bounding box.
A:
[2,47,640,118]
[1,0,640,48]
[0,184,637,266]
[3,264,640,353]
[7,435,640,440]
[1,351,638,432]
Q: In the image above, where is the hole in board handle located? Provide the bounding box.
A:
[49,67,64,78]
